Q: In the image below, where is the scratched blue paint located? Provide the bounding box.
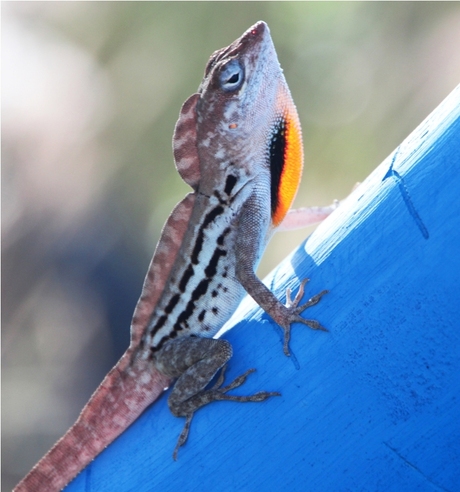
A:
[382,148,430,239]
[66,85,460,492]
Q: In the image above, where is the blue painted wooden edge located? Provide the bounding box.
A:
[66,85,460,492]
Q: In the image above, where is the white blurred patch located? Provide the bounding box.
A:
[2,7,114,240]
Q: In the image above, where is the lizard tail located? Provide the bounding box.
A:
[14,349,171,492]
[15,193,194,491]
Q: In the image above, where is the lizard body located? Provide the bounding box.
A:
[15,21,332,492]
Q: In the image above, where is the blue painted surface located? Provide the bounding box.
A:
[66,85,460,492]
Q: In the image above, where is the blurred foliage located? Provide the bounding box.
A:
[2,2,460,489]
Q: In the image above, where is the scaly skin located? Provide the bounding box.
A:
[14,21,331,492]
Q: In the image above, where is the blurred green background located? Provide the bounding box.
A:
[3,2,460,489]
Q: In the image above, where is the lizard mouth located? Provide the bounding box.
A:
[241,20,268,42]
[233,20,269,57]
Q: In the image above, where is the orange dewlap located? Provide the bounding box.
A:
[271,106,304,227]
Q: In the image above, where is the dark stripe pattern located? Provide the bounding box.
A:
[269,117,287,218]
[224,174,237,195]
[191,206,224,264]
[149,205,232,351]
[179,265,194,292]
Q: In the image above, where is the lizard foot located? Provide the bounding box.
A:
[282,278,329,357]
[172,366,280,460]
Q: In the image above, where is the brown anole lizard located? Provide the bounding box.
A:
[14,21,336,492]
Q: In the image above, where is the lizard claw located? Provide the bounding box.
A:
[281,279,329,356]
[172,367,279,459]
[218,367,256,393]
[286,279,328,310]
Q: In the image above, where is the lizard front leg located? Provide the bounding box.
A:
[235,195,328,357]
[236,266,328,356]
[153,336,279,459]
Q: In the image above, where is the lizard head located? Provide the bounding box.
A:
[173,21,303,226]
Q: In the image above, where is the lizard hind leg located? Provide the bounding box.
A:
[154,337,279,459]
[172,364,279,460]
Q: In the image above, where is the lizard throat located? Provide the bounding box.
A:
[269,111,303,227]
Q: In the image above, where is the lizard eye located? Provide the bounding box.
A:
[220,60,244,92]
